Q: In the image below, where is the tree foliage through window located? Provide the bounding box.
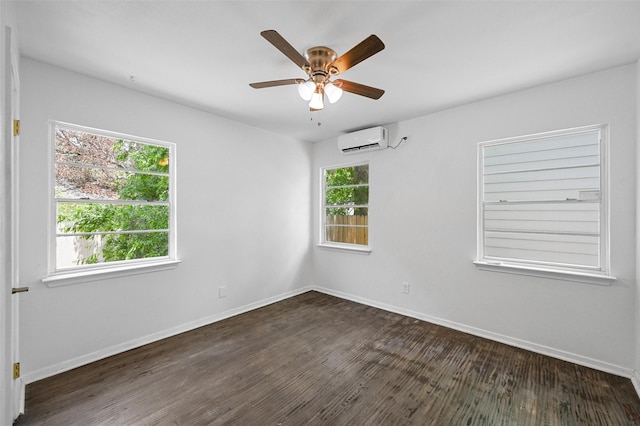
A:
[55,125,171,268]
[323,164,369,245]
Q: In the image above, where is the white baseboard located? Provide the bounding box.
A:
[314,286,635,381]
[22,285,313,384]
[632,371,640,398]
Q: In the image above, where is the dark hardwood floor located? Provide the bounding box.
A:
[14,291,640,425]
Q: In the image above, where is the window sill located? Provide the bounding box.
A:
[43,259,182,287]
[317,243,371,255]
[473,260,616,286]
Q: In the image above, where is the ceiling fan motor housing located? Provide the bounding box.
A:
[304,46,340,83]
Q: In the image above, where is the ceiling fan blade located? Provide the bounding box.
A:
[335,79,385,100]
[250,78,305,89]
[260,30,310,69]
[330,35,385,74]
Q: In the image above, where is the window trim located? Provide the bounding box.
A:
[318,161,371,253]
[475,124,615,285]
[473,260,615,286]
[42,259,182,287]
[45,121,178,284]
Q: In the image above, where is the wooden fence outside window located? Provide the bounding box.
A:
[325,215,368,245]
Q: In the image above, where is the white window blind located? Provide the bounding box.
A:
[478,125,608,274]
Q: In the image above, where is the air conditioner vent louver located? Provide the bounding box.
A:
[338,126,388,154]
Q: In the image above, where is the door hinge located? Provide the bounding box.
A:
[13,362,20,379]
[13,119,20,136]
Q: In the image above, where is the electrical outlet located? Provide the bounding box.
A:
[402,282,410,294]
[219,286,227,298]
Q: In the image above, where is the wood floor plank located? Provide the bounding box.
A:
[14,291,640,425]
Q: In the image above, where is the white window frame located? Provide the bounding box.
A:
[44,121,179,286]
[318,161,371,254]
[474,124,615,285]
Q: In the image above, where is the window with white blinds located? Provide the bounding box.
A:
[477,125,609,277]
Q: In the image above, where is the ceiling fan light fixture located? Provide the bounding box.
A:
[309,89,324,110]
[250,30,386,110]
[298,80,315,101]
[324,81,343,104]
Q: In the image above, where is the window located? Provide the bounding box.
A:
[476,125,614,284]
[321,163,369,249]
[48,121,177,280]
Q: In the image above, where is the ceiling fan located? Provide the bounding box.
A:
[249,30,385,111]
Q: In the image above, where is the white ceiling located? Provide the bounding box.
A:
[14,0,640,143]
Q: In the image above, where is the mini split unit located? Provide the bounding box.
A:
[338,126,388,154]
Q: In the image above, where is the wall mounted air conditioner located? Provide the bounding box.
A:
[338,126,388,154]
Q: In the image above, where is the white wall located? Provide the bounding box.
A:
[313,64,637,375]
[18,58,313,382]
[16,57,639,387]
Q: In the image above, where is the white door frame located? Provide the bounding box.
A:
[10,22,22,419]
[1,23,23,423]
